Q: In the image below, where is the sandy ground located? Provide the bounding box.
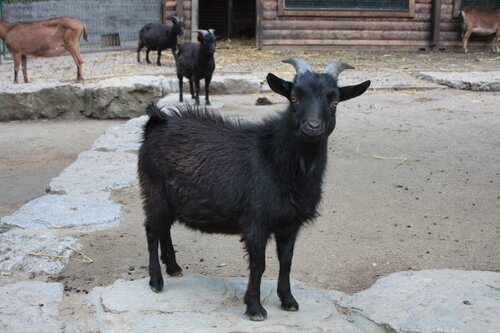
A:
[1,85,498,294]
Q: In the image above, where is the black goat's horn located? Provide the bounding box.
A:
[195,29,209,36]
[208,29,215,35]
[282,57,312,76]
[324,62,355,80]
[172,16,179,23]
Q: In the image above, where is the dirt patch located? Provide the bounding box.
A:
[35,89,500,295]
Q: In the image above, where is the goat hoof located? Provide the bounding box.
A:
[245,305,267,321]
[281,304,299,311]
[156,63,161,67]
[167,270,183,277]
[149,276,164,293]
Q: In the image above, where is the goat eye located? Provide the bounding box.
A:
[331,100,339,108]
[290,96,299,104]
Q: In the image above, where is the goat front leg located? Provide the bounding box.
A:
[194,79,201,105]
[275,230,299,311]
[145,48,152,64]
[13,53,21,83]
[21,55,29,83]
[204,76,212,105]
[146,226,164,292]
[244,236,268,321]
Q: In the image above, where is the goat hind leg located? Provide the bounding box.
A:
[156,50,162,66]
[146,49,152,64]
[178,75,184,102]
[146,225,164,292]
[67,45,84,81]
[159,225,183,276]
[463,30,472,53]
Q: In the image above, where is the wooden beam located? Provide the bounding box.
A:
[256,0,263,49]
[176,0,184,19]
[431,0,442,47]
[191,0,199,42]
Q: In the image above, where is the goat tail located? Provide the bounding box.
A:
[82,24,88,41]
[143,103,167,140]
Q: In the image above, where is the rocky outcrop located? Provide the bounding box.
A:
[0,75,262,121]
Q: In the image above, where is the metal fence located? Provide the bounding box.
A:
[0,0,162,57]
[461,0,499,9]
[284,0,409,11]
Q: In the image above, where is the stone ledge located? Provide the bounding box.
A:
[418,71,500,91]
[0,75,262,121]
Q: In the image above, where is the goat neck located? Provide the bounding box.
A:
[0,21,13,39]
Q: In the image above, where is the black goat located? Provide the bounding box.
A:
[137,16,184,66]
[176,29,221,105]
[138,57,370,321]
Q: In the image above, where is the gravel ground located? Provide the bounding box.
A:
[0,45,499,84]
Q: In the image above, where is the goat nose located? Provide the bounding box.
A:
[307,120,321,130]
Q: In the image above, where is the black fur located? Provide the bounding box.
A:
[138,68,370,320]
[175,30,221,106]
[137,17,184,66]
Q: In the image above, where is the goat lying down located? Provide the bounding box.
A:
[138,57,370,321]
[460,6,500,53]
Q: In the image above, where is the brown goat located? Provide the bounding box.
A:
[460,7,500,53]
[0,17,88,83]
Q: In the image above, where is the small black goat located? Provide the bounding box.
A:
[138,57,370,321]
[176,29,221,105]
[137,16,184,66]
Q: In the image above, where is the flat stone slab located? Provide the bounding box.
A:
[0,229,79,274]
[91,116,148,153]
[48,150,138,195]
[339,269,500,333]
[0,194,120,230]
[0,280,63,333]
[418,71,500,91]
[87,273,381,333]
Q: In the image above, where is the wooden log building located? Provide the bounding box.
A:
[164,0,499,51]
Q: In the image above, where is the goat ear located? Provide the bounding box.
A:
[339,80,371,102]
[266,73,293,98]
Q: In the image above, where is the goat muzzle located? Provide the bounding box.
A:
[301,119,325,141]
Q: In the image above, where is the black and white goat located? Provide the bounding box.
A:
[175,29,221,105]
[138,57,371,321]
[137,16,185,65]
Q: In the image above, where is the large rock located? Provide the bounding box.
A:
[0,81,85,121]
[0,229,79,274]
[418,71,500,91]
[86,273,383,333]
[84,76,165,119]
[0,281,64,333]
[0,75,263,121]
[48,150,138,195]
[339,269,500,333]
[0,194,121,230]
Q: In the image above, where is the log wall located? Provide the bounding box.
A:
[165,0,493,51]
